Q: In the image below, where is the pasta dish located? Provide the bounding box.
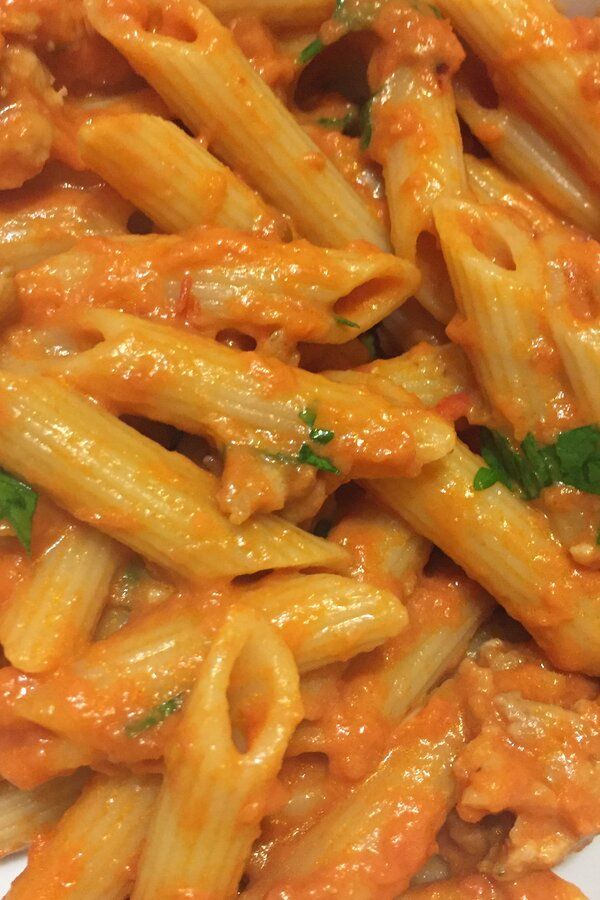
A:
[0,0,599,896]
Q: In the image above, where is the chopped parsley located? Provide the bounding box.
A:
[298,443,340,473]
[298,37,324,64]
[335,315,360,328]
[299,408,335,445]
[0,469,38,553]
[125,693,185,737]
[317,112,358,134]
[474,426,600,502]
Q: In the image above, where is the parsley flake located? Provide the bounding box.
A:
[0,469,38,553]
[298,443,340,474]
[298,37,324,64]
[317,112,357,133]
[474,425,600,502]
[125,693,185,737]
[335,315,360,328]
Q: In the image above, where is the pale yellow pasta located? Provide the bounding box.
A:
[13,572,407,757]
[455,71,600,237]
[61,309,455,487]
[205,0,332,28]
[18,228,419,347]
[0,522,122,673]
[547,289,600,423]
[0,173,132,271]
[0,370,346,580]
[366,442,600,675]
[0,771,88,858]
[245,680,467,898]
[464,153,571,236]
[365,341,490,423]
[7,774,160,900]
[132,606,301,899]
[434,198,578,442]
[239,572,409,670]
[79,114,282,236]
[85,0,390,249]
[374,68,466,323]
[438,0,600,189]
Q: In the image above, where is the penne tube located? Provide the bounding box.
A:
[204,0,333,28]
[0,370,347,580]
[364,341,490,424]
[288,564,493,778]
[548,306,600,424]
[245,678,467,898]
[18,228,419,345]
[132,606,301,899]
[0,721,97,791]
[464,153,573,237]
[61,309,455,487]
[0,522,122,673]
[365,441,600,676]
[78,114,284,237]
[434,199,579,442]
[239,572,408,669]
[0,771,89,858]
[11,573,407,761]
[455,69,600,238]
[85,0,390,249]
[437,0,600,190]
[0,170,132,272]
[368,4,467,323]
[7,773,160,900]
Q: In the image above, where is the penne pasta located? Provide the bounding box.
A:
[434,198,580,442]
[10,572,407,761]
[0,771,88,859]
[7,773,160,900]
[368,3,467,323]
[246,678,468,897]
[0,168,132,272]
[0,522,122,673]
[17,227,419,347]
[60,309,455,489]
[85,0,390,249]
[366,441,600,676]
[438,0,600,190]
[0,370,346,580]
[132,605,301,898]
[289,563,493,779]
[204,0,333,28]
[455,65,600,237]
[78,114,284,237]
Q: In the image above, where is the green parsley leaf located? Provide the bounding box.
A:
[429,3,443,17]
[298,443,340,474]
[335,315,360,328]
[299,408,317,429]
[317,112,357,133]
[474,425,600,501]
[555,426,600,495]
[125,693,185,737]
[473,467,500,491]
[0,469,38,553]
[298,37,324,64]
[359,97,373,150]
